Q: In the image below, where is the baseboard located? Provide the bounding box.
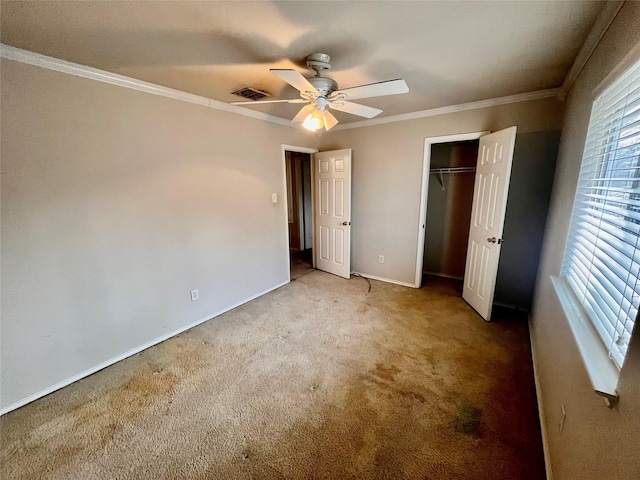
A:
[0,280,289,416]
[494,301,530,312]
[423,271,464,281]
[352,272,417,288]
[529,318,554,480]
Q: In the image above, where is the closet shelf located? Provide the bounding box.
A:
[429,166,476,190]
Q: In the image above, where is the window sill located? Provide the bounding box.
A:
[551,276,619,399]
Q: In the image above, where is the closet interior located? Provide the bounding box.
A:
[423,140,479,280]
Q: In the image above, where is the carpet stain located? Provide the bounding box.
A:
[366,375,428,405]
[1,337,209,479]
[454,405,482,436]
[372,363,401,382]
[42,445,85,477]
[240,446,253,460]
[99,422,121,448]
[115,369,178,410]
[420,347,437,365]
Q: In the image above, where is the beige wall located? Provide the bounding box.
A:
[320,97,564,286]
[0,59,317,410]
[529,3,640,479]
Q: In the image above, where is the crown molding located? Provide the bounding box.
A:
[0,44,292,127]
[2,43,563,133]
[330,88,562,131]
[558,0,625,100]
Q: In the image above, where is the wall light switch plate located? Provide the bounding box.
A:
[272,193,278,203]
[378,255,384,264]
[190,289,199,301]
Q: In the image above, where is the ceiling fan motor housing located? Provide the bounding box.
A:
[305,54,337,97]
[309,76,338,97]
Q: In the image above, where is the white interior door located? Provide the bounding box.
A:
[462,126,517,320]
[314,149,352,279]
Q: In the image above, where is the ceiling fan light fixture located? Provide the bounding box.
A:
[302,109,325,132]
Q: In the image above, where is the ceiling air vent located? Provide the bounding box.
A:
[231,87,270,101]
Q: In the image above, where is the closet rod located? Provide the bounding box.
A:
[429,166,476,190]
[429,166,476,174]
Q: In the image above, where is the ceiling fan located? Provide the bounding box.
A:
[230,53,409,132]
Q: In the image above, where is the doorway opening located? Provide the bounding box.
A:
[421,140,479,298]
[415,132,486,290]
[423,140,479,287]
[284,149,314,280]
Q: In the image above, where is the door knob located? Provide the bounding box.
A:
[487,237,497,243]
[342,221,351,226]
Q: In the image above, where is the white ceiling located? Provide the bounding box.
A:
[0,1,604,124]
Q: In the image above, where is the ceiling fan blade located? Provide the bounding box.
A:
[329,100,382,119]
[333,78,409,101]
[229,98,308,105]
[270,69,319,95]
[323,111,339,131]
[292,104,315,124]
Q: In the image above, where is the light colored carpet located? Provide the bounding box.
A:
[1,272,544,479]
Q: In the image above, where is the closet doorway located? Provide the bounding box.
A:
[414,132,487,287]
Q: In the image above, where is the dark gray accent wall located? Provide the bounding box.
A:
[494,130,561,311]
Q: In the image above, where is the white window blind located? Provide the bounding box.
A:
[561,57,640,369]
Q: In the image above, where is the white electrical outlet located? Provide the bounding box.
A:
[378,255,384,264]
[190,289,199,301]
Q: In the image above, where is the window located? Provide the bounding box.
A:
[561,57,640,369]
